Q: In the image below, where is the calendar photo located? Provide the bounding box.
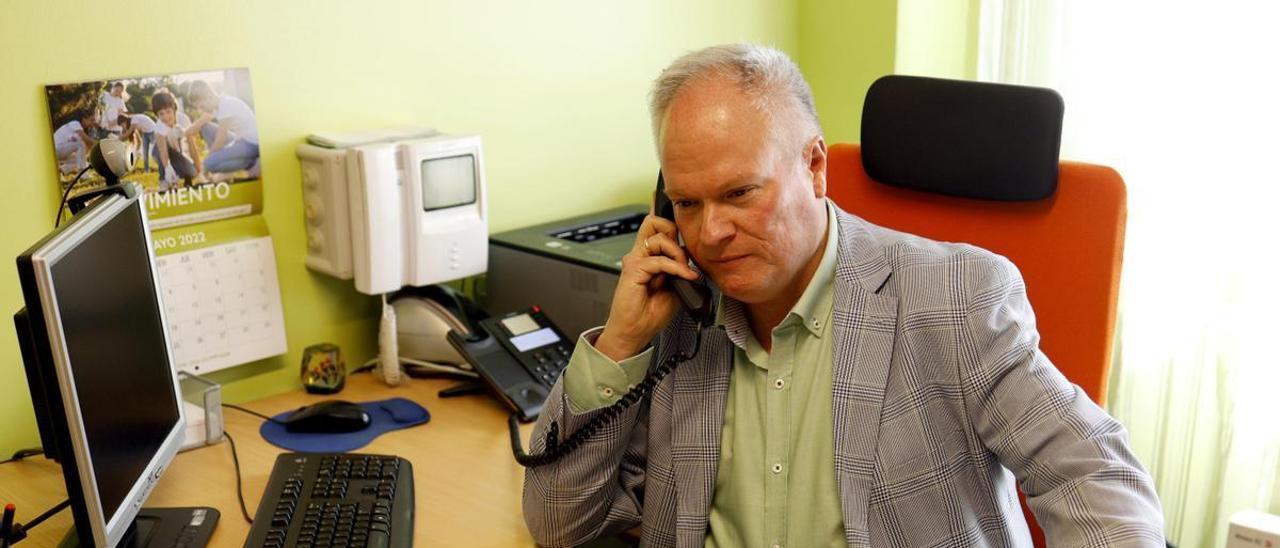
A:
[45,68,263,229]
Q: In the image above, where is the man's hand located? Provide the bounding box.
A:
[594,213,701,362]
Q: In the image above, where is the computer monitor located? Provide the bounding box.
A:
[13,186,187,547]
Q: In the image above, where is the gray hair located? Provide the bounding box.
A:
[648,44,821,155]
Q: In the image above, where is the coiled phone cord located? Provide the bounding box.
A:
[509,323,705,468]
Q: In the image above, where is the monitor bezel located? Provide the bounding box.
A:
[24,193,186,547]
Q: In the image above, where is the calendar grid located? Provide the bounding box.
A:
[157,236,287,374]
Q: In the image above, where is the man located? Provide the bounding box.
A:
[523,44,1164,547]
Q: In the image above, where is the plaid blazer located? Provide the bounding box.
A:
[523,209,1164,547]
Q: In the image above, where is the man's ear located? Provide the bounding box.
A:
[806,136,828,199]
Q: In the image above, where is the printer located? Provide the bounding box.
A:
[483,205,646,339]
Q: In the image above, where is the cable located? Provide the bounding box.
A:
[222,431,254,525]
[2,499,71,544]
[222,403,285,425]
[378,294,402,386]
[0,448,42,465]
[16,500,67,533]
[359,357,477,378]
[509,323,705,468]
[402,357,476,376]
[214,407,258,523]
[54,167,91,228]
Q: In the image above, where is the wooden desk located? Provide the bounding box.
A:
[0,373,539,547]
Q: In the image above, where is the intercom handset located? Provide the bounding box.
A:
[447,307,573,422]
[508,172,711,467]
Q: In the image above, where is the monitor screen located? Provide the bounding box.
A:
[420,154,477,211]
[48,201,180,521]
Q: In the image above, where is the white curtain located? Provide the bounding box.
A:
[978,2,1280,546]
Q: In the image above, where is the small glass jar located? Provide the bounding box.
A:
[301,343,345,394]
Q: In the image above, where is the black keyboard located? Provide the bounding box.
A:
[244,453,413,548]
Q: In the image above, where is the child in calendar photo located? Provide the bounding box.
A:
[52,109,98,176]
[98,81,128,138]
[187,78,262,182]
[151,91,202,190]
[122,111,158,173]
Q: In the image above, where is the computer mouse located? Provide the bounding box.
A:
[281,400,371,434]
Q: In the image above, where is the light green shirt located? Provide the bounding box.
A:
[564,202,844,548]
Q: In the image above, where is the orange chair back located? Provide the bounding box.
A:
[826,142,1127,546]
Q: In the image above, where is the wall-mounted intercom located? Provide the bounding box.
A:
[296,133,489,295]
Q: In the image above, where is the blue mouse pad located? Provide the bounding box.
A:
[259,397,429,453]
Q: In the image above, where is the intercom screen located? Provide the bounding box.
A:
[420,154,477,211]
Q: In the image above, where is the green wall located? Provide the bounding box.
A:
[0,0,898,456]
[895,0,980,79]
[797,0,899,143]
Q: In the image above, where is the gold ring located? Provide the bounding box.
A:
[643,237,652,254]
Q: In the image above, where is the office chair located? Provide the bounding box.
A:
[826,75,1127,547]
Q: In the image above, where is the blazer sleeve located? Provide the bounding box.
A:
[522,329,654,547]
[959,254,1166,547]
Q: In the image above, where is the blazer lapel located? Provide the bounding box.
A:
[670,321,733,548]
[830,210,899,548]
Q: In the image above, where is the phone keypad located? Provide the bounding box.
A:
[528,346,569,388]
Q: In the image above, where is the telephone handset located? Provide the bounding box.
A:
[509,171,710,467]
[653,171,714,323]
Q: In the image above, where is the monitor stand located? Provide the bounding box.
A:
[57,507,219,548]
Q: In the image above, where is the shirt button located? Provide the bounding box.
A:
[772,544,782,548]
[812,318,820,328]
[771,463,783,474]
[773,378,785,390]
[600,386,614,398]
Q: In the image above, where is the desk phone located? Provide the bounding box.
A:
[446,306,571,421]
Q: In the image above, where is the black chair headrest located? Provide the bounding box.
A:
[860,75,1064,201]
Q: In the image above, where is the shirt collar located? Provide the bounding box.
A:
[717,199,840,347]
